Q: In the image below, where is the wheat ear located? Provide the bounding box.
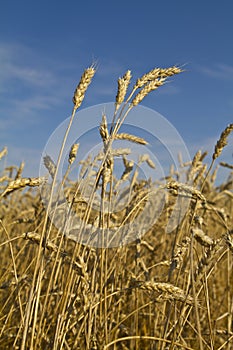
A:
[131,78,166,106]
[213,123,233,160]
[137,281,194,305]
[115,70,132,109]
[164,180,206,203]
[69,143,79,165]
[43,155,56,178]
[1,177,46,198]
[73,66,96,110]
[135,66,182,89]
[0,146,7,160]
[220,162,233,170]
[114,133,148,145]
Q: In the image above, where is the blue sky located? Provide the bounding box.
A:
[0,0,232,180]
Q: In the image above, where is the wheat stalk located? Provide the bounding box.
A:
[23,232,88,277]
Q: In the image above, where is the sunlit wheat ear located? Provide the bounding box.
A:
[164,180,207,203]
[121,156,134,181]
[199,150,208,161]
[114,133,148,145]
[0,146,7,160]
[191,228,214,247]
[23,232,88,277]
[220,161,233,170]
[210,165,219,184]
[195,238,222,283]
[139,154,156,169]
[43,155,56,178]
[0,177,46,198]
[191,150,202,168]
[193,164,207,187]
[135,66,183,89]
[212,123,233,160]
[171,236,191,269]
[225,230,233,253]
[136,281,194,305]
[115,70,132,110]
[0,175,8,183]
[111,148,131,157]
[72,66,96,110]
[15,161,25,180]
[131,78,166,106]
[69,143,79,165]
[99,114,109,142]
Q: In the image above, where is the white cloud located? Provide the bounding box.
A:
[199,63,233,81]
[0,42,70,134]
[0,43,56,91]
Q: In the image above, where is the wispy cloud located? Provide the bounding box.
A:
[199,63,233,81]
[0,43,56,91]
[0,42,69,132]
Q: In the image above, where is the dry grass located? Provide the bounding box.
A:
[0,66,233,350]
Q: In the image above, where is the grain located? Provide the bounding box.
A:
[69,143,79,165]
[137,281,194,305]
[115,70,132,109]
[212,123,233,160]
[15,161,25,180]
[43,155,56,178]
[1,66,232,350]
[220,162,233,170]
[99,114,109,142]
[131,78,166,106]
[192,228,214,247]
[114,133,148,145]
[0,177,46,198]
[225,230,233,253]
[0,146,7,160]
[135,66,182,89]
[163,180,207,202]
[73,66,96,110]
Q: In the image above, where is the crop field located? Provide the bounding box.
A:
[0,66,232,349]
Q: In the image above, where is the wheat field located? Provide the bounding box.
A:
[0,66,232,350]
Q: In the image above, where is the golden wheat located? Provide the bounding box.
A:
[115,70,132,109]
[212,123,233,160]
[0,67,232,350]
[131,78,166,106]
[73,66,96,110]
[68,143,79,165]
